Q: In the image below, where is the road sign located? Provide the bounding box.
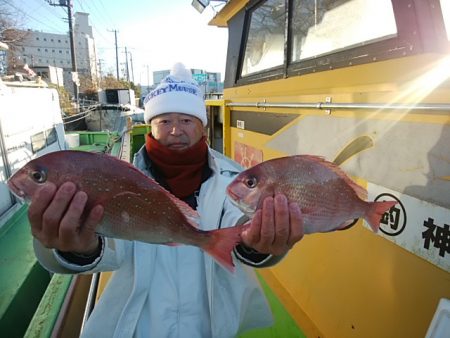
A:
[193,73,207,84]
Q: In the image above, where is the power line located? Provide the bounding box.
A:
[77,0,115,43]
[30,0,69,24]
[96,0,117,28]
[4,0,65,33]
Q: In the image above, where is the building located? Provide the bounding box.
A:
[191,68,222,95]
[14,12,98,95]
[152,69,170,85]
[34,65,64,87]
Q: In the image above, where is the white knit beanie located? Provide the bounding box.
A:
[143,63,207,126]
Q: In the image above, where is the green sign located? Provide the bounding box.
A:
[193,73,207,83]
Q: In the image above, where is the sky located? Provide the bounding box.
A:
[6,0,229,85]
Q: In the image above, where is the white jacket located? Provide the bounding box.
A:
[34,147,273,337]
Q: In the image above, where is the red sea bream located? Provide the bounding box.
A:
[7,150,246,271]
[227,155,397,234]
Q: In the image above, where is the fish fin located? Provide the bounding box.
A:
[185,215,201,228]
[300,155,368,200]
[170,197,200,225]
[150,183,200,223]
[159,191,201,227]
[202,223,250,273]
[365,200,397,232]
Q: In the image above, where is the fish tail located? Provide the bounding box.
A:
[202,223,249,273]
[365,200,397,232]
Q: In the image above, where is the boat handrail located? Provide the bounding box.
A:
[226,101,450,111]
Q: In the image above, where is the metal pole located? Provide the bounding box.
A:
[129,52,134,83]
[67,0,78,102]
[124,47,130,82]
[108,29,120,80]
[114,30,119,80]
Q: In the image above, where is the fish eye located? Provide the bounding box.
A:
[245,177,257,188]
[30,170,47,183]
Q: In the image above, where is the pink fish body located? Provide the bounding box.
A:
[8,150,245,271]
[227,155,396,234]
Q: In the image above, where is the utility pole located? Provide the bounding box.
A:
[129,51,134,83]
[108,29,119,80]
[97,58,104,79]
[124,47,130,82]
[46,0,78,101]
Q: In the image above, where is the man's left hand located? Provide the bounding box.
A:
[240,194,304,256]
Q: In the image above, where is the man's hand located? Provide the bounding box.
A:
[28,181,104,255]
[240,194,304,256]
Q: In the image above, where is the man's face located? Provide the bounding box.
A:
[150,113,205,151]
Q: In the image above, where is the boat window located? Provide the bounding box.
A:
[46,127,57,146]
[290,0,397,62]
[441,0,450,41]
[31,127,57,154]
[31,132,46,154]
[241,0,286,76]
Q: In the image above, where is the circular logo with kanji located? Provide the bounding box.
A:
[374,193,406,236]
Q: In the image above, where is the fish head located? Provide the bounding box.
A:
[7,152,75,202]
[226,166,274,216]
[7,159,51,202]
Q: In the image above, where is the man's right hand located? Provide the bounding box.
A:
[28,181,104,255]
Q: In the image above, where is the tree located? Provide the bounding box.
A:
[0,1,30,73]
[99,74,140,98]
[79,72,99,94]
[48,83,75,115]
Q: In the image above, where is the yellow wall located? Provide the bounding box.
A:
[222,54,450,337]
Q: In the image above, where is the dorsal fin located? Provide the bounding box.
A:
[165,192,200,225]
[299,155,368,200]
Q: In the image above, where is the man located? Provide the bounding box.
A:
[29,63,304,337]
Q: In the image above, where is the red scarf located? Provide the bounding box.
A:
[145,133,208,199]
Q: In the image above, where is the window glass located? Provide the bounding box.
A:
[31,132,46,153]
[46,127,57,146]
[291,0,397,61]
[441,0,450,41]
[241,0,286,76]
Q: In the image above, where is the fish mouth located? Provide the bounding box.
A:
[226,187,239,201]
[227,194,256,216]
[7,179,27,201]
